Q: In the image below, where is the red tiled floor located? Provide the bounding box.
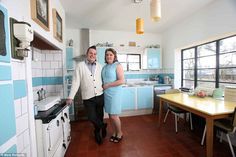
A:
[65,114,233,157]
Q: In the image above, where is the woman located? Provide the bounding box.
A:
[102,48,125,143]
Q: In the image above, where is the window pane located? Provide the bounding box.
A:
[197,81,215,88]
[120,63,127,71]
[183,70,194,79]
[183,80,194,89]
[128,55,140,62]
[220,36,236,53]
[129,63,140,70]
[197,56,216,68]
[197,69,216,81]
[117,54,126,62]
[219,83,236,89]
[183,48,195,59]
[183,59,195,69]
[219,68,236,83]
[219,52,236,67]
[197,42,216,57]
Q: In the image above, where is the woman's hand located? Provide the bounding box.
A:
[103,83,110,90]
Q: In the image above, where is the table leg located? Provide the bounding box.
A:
[206,118,214,157]
[158,99,163,126]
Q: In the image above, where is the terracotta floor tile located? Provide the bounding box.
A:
[65,114,233,157]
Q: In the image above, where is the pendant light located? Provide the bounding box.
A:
[136,18,144,34]
[150,0,161,22]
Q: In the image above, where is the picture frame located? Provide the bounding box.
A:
[52,9,63,42]
[30,0,49,31]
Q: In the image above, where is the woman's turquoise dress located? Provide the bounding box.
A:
[102,62,122,115]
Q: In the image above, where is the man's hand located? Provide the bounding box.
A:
[66,98,73,105]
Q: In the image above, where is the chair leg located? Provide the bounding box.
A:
[220,132,223,143]
[226,134,235,157]
[164,109,170,123]
[201,125,206,146]
[189,113,193,130]
[175,114,178,133]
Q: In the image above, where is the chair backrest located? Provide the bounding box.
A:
[231,107,236,127]
[165,89,181,94]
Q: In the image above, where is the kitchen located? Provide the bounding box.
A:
[0,0,236,157]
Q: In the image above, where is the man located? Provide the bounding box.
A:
[66,45,107,144]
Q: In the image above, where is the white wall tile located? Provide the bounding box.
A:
[51,61,59,69]
[54,53,62,61]
[21,97,28,114]
[16,114,29,135]
[45,69,55,77]
[41,61,51,69]
[21,145,31,157]
[41,53,46,61]
[23,129,30,147]
[45,85,56,93]
[54,69,62,77]
[14,99,21,118]
[12,62,25,80]
[35,69,43,77]
[58,61,63,68]
[17,134,24,152]
[45,54,54,61]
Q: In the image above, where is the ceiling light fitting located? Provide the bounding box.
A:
[150,0,161,22]
[136,18,144,34]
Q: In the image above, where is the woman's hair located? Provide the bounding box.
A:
[104,48,118,63]
[86,45,96,54]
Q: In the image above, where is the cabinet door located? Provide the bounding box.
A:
[66,47,73,69]
[97,47,106,67]
[121,87,136,110]
[147,48,161,69]
[137,87,153,109]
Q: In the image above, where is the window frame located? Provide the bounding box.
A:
[118,54,141,71]
[181,35,236,89]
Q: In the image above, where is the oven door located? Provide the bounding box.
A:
[47,113,63,157]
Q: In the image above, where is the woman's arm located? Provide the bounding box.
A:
[103,64,125,90]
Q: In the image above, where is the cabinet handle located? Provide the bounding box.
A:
[63,143,66,149]
[57,120,60,126]
[64,113,68,118]
[61,117,65,122]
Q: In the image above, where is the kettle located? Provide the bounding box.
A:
[164,76,171,84]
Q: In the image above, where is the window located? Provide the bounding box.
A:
[181,35,236,89]
[117,54,141,71]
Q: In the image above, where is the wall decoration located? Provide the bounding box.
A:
[0,4,10,63]
[30,0,49,31]
[52,9,63,42]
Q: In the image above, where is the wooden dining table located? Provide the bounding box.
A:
[158,93,236,157]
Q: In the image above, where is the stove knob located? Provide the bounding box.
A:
[61,117,65,122]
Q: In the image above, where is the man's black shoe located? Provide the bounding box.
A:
[94,130,102,144]
[102,123,107,138]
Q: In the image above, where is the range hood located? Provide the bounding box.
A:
[32,32,60,50]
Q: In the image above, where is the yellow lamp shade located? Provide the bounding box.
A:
[150,0,161,22]
[136,18,144,34]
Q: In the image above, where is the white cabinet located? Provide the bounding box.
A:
[35,106,71,157]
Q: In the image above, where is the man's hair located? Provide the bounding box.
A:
[86,45,96,54]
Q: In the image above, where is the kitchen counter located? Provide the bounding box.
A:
[35,100,68,123]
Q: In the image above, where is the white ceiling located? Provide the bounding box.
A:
[60,0,215,33]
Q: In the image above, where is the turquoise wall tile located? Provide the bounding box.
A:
[13,80,26,99]
[32,77,43,87]
[4,144,17,153]
[32,77,63,87]
[0,5,11,63]
[0,84,16,145]
[0,65,11,80]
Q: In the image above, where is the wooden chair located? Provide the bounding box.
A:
[163,89,193,133]
[201,107,236,157]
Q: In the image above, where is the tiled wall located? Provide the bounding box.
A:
[31,48,64,102]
